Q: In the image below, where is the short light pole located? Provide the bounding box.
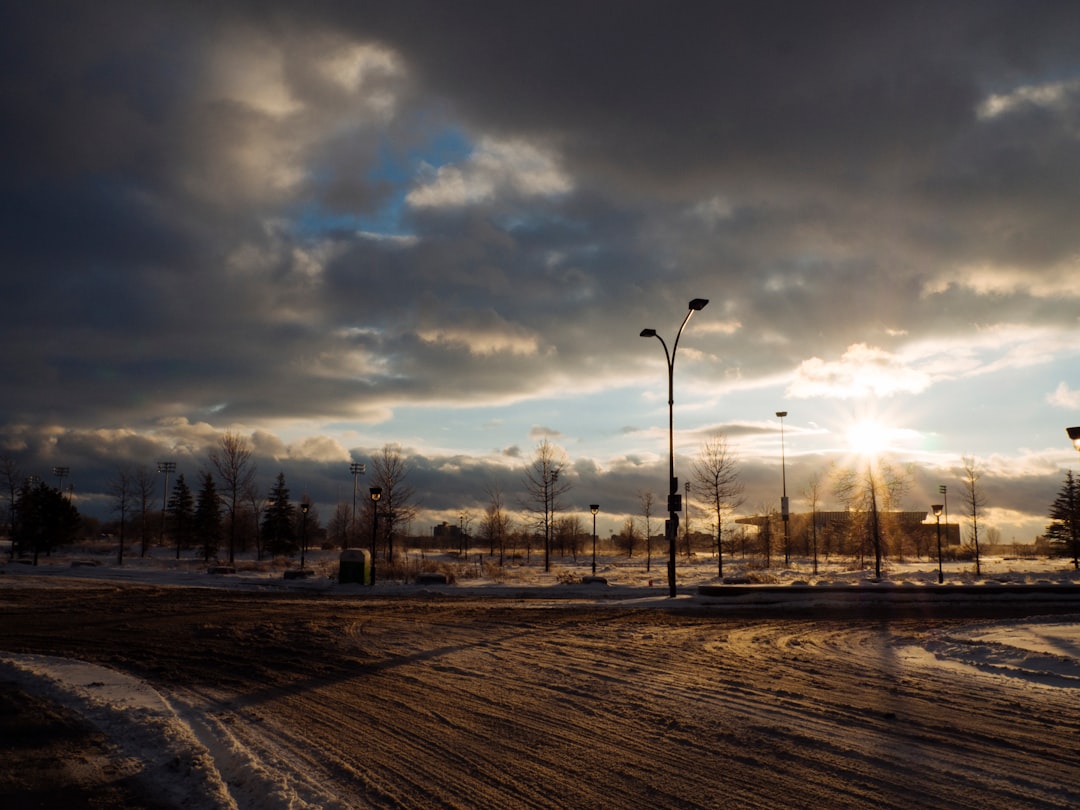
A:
[932,504,944,584]
[349,462,365,550]
[157,461,175,546]
[640,298,709,598]
[776,411,789,565]
[1066,427,1080,568]
[299,500,310,571]
[369,487,382,585]
[590,504,600,575]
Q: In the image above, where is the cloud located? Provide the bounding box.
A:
[1047,382,1080,410]
[788,344,932,400]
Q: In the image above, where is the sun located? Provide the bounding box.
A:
[846,418,891,458]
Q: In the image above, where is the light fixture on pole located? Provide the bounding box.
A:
[369,487,382,586]
[52,466,69,496]
[640,297,709,598]
[157,461,176,546]
[932,504,944,584]
[938,484,949,546]
[349,462,365,550]
[776,411,789,565]
[590,504,600,575]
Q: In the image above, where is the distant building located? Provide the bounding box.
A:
[737,510,962,546]
[432,521,464,539]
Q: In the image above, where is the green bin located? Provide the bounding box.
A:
[338,549,371,585]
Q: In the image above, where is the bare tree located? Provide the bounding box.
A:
[692,436,744,579]
[803,473,823,575]
[108,467,133,565]
[961,456,987,576]
[134,465,156,557]
[209,431,256,564]
[1,453,23,559]
[521,439,571,572]
[833,459,911,578]
[639,490,656,572]
[481,485,512,564]
[371,444,418,563]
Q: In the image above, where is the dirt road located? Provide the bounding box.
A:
[2,582,1079,808]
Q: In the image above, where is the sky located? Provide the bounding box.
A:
[3,1,1080,543]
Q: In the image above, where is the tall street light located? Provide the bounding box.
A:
[938,484,949,547]
[590,504,600,575]
[369,487,382,586]
[932,504,944,584]
[52,466,69,497]
[776,411,789,565]
[640,297,709,598]
[157,461,175,546]
[299,499,310,571]
[349,462,365,550]
[1066,427,1080,569]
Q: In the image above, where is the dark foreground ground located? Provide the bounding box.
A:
[3,580,1080,808]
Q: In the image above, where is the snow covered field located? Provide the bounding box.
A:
[2,548,1080,808]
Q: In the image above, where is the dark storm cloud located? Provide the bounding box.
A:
[3,1,1079,537]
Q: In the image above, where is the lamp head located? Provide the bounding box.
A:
[688,298,709,311]
[932,504,943,518]
[776,411,787,418]
[300,501,310,514]
[369,486,382,502]
[1067,426,1080,451]
[590,504,599,515]
[639,328,657,338]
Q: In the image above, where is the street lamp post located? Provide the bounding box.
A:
[349,462,365,550]
[776,411,789,565]
[932,504,944,584]
[590,504,600,575]
[52,466,69,497]
[157,461,175,546]
[640,297,709,598]
[370,487,382,585]
[938,484,949,548]
[1066,428,1080,569]
[299,500,310,571]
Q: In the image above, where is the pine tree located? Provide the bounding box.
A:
[167,473,195,559]
[1046,469,1080,569]
[193,472,222,562]
[261,471,296,556]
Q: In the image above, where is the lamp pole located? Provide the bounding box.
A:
[932,504,944,584]
[776,411,789,565]
[590,504,600,575]
[52,466,69,497]
[640,297,709,598]
[299,500,310,571]
[938,484,949,547]
[1066,428,1080,569]
[157,461,175,546]
[349,462,365,550]
[370,487,382,585]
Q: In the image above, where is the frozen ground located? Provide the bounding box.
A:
[2,546,1080,808]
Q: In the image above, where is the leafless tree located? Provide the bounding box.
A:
[803,473,823,575]
[692,435,744,578]
[962,455,987,576]
[521,439,571,571]
[481,485,512,564]
[134,465,156,557]
[639,490,656,572]
[833,459,911,578]
[209,431,256,563]
[1,453,23,559]
[108,467,133,565]
[371,443,418,562]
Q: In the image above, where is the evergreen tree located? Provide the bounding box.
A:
[14,481,81,564]
[193,472,222,561]
[261,471,296,555]
[1046,469,1080,569]
[167,473,195,559]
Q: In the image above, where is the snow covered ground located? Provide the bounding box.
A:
[2,546,1079,808]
